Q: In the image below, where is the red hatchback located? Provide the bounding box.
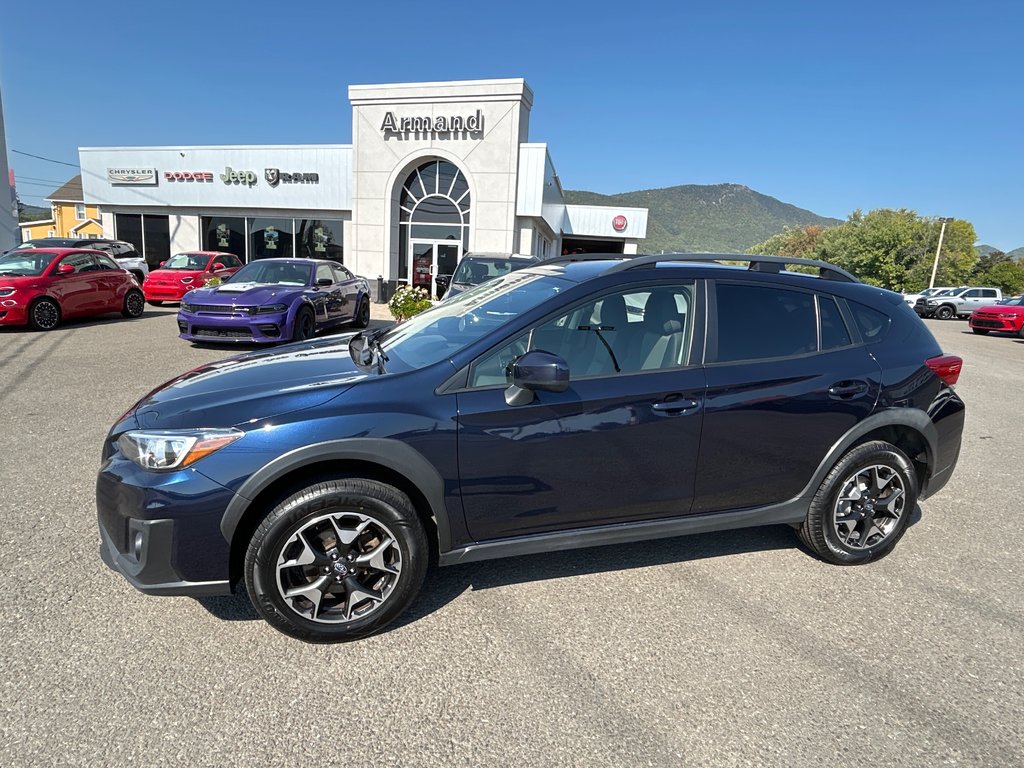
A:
[0,248,145,330]
[142,251,242,305]
[969,295,1024,337]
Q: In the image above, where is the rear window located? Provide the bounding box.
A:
[848,301,890,343]
[715,283,817,362]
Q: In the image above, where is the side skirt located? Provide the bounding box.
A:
[438,499,809,566]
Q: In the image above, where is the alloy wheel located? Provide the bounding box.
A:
[126,292,144,316]
[32,301,60,330]
[832,464,906,550]
[275,511,403,624]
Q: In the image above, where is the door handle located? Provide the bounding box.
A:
[828,381,869,399]
[652,398,700,414]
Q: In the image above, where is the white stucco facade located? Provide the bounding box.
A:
[78,78,647,300]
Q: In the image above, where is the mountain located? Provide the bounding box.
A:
[1008,247,1024,262]
[564,183,842,254]
[975,244,1002,257]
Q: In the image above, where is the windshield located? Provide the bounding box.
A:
[377,270,567,372]
[162,253,213,270]
[451,257,530,286]
[0,250,60,276]
[997,295,1024,306]
[225,261,312,286]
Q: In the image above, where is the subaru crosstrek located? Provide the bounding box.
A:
[97,254,966,642]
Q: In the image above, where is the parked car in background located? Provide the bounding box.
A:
[903,286,955,307]
[443,252,542,300]
[97,253,965,642]
[177,258,370,344]
[969,294,1024,337]
[915,286,1002,319]
[143,251,242,305]
[11,238,149,284]
[0,248,144,330]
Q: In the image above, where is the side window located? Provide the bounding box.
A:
[332,264,354,282]
[224,255,242,268]
[848,301,890,343]
[964,289,982,298]
[316,263,334,284]
[95,254,121,271]
[714,283,816,363]
[468,284,695,387]
[818,295,852,350]
[982,289,997,298]
[58,253,95,274]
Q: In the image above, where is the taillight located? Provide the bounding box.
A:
[926,355,962,386]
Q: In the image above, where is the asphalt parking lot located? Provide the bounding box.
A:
[1,307,1021,767]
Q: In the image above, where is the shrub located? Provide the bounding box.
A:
[388,284,432,321]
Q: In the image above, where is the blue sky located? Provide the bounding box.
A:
[2,0,1021,249]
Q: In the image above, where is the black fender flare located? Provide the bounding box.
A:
[796,408,937,501]
[219,438,452,552]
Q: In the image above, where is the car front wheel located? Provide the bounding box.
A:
[292,307,315,342]
[122,289,145,318]
[935,305,954,320]
[798,440,917,565]
[244,479,428,643]
[28,297,61,331]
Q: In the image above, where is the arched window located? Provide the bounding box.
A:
[397,160,470,281]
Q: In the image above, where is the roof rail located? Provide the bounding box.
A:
[537,253,633,267]
[604,253,860,283]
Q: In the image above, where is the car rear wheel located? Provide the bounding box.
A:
[293,307,315,342]
[798,440,917,565]
[935,305,954,320]
[353,296,370,328]
[28,298,61,331]
[122,289,145,318]
[244,479,428,643]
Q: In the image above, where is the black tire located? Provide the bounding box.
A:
[122,289,145,318]
[971,328,989,335]
[352,296,370,329]
[28,297,61,331]
[244,479,428,643]
[292,307,316,342]
[148,300,164,307]
[935,305,954,320]
[798,440,917,565]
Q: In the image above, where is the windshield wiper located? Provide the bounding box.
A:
[577,325,621,373]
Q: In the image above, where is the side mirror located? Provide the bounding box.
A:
[505,350,569,406]
[159,261,166,267]
[57,263,75,274]
[316,277,333,287]
[212,262,225,270]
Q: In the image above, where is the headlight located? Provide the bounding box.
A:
[180,301,194,312]
[0,287,14,297]
[180,277,194,284]
[117,428,243,470]
[257,303,288,314]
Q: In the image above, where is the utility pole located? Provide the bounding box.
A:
[928,217,954,289]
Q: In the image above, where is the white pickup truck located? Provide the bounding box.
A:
[915,286,1002,320]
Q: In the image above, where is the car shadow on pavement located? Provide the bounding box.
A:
[195,505,923,629]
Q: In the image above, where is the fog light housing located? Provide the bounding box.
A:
[132,530,144,560]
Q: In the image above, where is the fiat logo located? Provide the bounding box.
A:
[612,215,628,232]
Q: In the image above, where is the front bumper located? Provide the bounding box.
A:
[177,310,289,343]
[143,284,191,302]
[969,314,1023,333]
[96,458,236,596]
[0,301,29,326]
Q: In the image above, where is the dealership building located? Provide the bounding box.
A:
[80,78,648,299]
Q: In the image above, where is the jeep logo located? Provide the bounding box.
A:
[220,167,258,186]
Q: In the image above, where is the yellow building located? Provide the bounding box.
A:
[19,175,104,241]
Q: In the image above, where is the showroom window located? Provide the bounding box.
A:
[296,219,344,262]
[202,216,247,258]
[250,218,293,260]
[114,213,170,270]
[198,217,343,263]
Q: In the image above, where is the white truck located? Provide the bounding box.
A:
[916,286,1002,320]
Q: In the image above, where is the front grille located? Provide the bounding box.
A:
[185,303,254,315]
[194,327,252,338]
[971,319,1004,329]
[975,312,1005,320]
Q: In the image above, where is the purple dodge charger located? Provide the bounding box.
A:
[177,258,370,344]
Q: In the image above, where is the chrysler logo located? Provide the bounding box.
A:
[107,168,157,185]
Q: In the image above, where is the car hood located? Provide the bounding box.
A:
[975,304,1020,314]
[0,274,48,286]
[187,283,307,305]
[131,335,375,429]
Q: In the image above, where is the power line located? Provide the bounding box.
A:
[11,149,79,168]
[14,175,66,185]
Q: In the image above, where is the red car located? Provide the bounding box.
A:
[969,295,1024,337]
[0,248,145,331]
[142,251,242,305]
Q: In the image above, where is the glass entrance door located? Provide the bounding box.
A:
[409,240,461,300]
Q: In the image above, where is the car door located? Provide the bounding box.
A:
[50,252,103,316]
[92,253,127,310]
[312,262,340,323]
[455,281,706,542]
[331,263,360,321]
[692,281,882,514]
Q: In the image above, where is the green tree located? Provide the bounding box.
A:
[747,225,827,258]
[970,251,1024,294]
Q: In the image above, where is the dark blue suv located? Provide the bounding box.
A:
[97,254,966,642]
